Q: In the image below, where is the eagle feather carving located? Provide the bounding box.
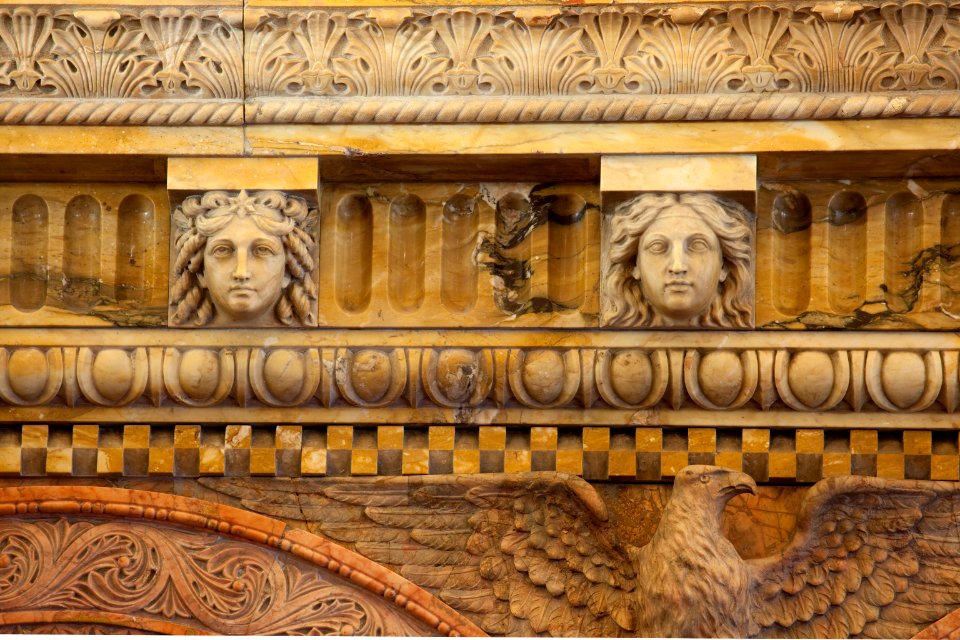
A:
[201,466,960,638]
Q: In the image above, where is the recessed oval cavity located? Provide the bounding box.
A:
[884,192,922,314]
[388,194,426,313]
[548,194,586,309]
[63,194,102,312]
[494,193,533,314]
[771,192,811,315]
[335,194,373,313]
[827,190,867,313]
[116,194,155,304]
[11,194,49,312]
[942,194,960,314]
[441,194,478,313]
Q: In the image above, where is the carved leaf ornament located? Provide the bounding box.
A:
[0,486,483,636]
[0,3,959,123]
[204,467,960,638]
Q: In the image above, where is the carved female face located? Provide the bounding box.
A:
[199,215,289,326]
[635,205,727,325]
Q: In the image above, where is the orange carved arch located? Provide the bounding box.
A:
[0,485,486,636]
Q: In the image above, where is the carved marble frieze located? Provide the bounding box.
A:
[193,469,960,639]
[247,2,960,124]
[0,331,953,428]
[0,485,482,636]
[3,2,960,124]
[0,6,243,125]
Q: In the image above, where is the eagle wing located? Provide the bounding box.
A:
[749,475,960,638]
[200,474,637,637]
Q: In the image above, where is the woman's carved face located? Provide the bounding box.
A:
[635,205,726,325]
[199,215,289,326]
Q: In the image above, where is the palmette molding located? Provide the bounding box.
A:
[248,2,960,124]
[0,330,957,425]
[0,6,242,125]
[2,2,960,124]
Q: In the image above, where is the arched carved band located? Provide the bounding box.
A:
[0,486,485,637]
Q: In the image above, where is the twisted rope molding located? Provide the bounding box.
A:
[247,92,960,124]
[1,92,958,127]
[0,100,243,126]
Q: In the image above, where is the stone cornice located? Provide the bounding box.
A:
[1,1,958,125]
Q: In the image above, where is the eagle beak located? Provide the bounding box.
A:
[718,470,757,498]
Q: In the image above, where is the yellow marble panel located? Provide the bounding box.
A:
[931,455,960,481]
[505,450,531,473]
[601,155,756,193]
[608,450,636,477]
[402,449,429,475]
[251,449,277,475]
[0,448,20,474]
[453,450,480,474]
[795,429,824,454]
[769,453,797,479]
[248,120,960,157]
[168,158,318,192]
[479,426,506,450]
[688,428,717,453]
[276,425,302,449]
[224,425,251,449]
[22,425,48,448]
[378,426,404,450]
[531,427,557,451]
[72,425,99,448]
[582,427,609,451]
[327,426,353,450]
[904,431,933,455]
[878,454,905,479]
[742,429,770,453]
[149,448,173,475]
[0,127,242,156]
[850,430,878,454]
[200,448,226,475]
[45,448,72,475]
[352,449,378,475]
[97,449,122,475]
[715,451,742,471]
[123,425,149,449]
[556,450,583,475]
[822,453,851,477]
[636,428,662,452]
[429,426,455,450]
[174,425,201,449]
[300,448,326,476]
[661,452,688,477]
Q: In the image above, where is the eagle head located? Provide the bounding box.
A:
[673,465,757,517]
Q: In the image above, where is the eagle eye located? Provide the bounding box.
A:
[699,474,710,484]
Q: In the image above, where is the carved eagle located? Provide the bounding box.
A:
[201,466,960,638]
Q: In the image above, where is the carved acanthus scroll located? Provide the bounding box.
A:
[0,486,483,636]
